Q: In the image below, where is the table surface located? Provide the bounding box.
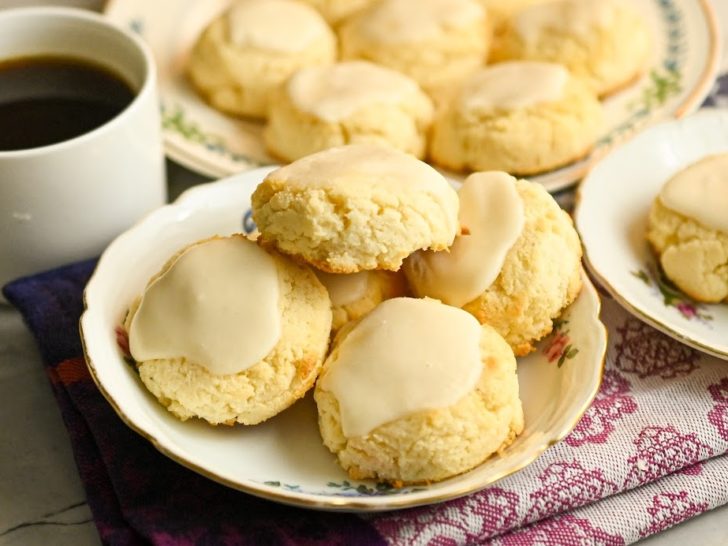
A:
[2,1,728,544]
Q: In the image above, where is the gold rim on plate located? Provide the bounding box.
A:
[581,254,728,361]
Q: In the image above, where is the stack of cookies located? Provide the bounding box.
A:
[123,143,584,485]
[187,0,650,177]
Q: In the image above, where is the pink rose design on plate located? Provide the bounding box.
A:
[623,426,713,488]
[494,514,625,546]
[707,377,728,441]
[542,320,579,367]
[675,302,697,319]
[638,491,708,537]
[614,318,700,379]
[373,487,520,545]
[525,462,618,522]
[565,371,637,447]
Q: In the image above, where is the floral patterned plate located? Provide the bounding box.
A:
[575,109,728,361]
[81,167,607,511]
[103,0,720,192]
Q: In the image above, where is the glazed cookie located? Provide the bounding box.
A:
[251,144,460,273]
[315,297,524,484]
[405,172,582,356]
[316,270,409,333]
[647,154,728,303]
[187,0,336,119]
[125,235,332,425]
[298,0,377,25]
[339,0,490,97]
[264,61,434,162]
[430,61,603,175]
[490,0,650,97]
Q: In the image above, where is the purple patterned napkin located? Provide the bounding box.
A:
[5,256,728,546]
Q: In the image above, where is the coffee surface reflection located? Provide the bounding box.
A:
[0,55,135,151]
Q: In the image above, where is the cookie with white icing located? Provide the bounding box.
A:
[339,0,491,97]
[264,61,434,162]
[315,270,409,334]
[187,0,336,119]
[647,154,728,303]
[405,172,582,356]
[315,297,524,484]
[124,235,332,425]
[251,144,460,273]
[430,61,603,176]
[490,0,650,97]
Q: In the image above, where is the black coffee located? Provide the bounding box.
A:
[0,55,136,151]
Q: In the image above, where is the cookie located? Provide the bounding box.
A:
[339,0,490,97]
[647,154,728,303]
[187,0,336,119]
[251,143,460,273]
[315,297,524,484]
[405,172,582,356]
[315,270,409,334]
[264,61,434,162]
[430,61,603,175]
[125,235,332,425]
[490,0,650,97]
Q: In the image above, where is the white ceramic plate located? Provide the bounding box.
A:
[81,168,607,511]
[103,0,720,191]
[576,109,728,361]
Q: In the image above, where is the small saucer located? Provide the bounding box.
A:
[576,109,728,360]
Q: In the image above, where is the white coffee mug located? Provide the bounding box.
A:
[0,7,166,290]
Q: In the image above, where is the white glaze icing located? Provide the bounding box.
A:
[129,237,281,375]
[659,153,728,233]
[356,0,485,44]
[461,62,569,112]
[287,61,420,122]
[515,0,620,41]
[319,297,483,438]
[316,270,370,307]
[266,144,458,235]
[227,0,330,53]
[406,172,525,306]
[268,144,445,190]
